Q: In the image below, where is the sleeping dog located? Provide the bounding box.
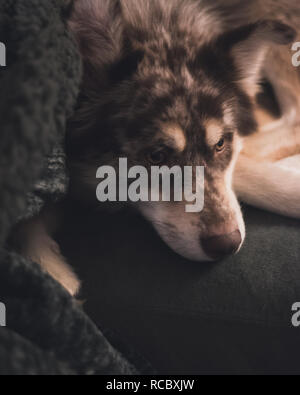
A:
[11,0,300,295]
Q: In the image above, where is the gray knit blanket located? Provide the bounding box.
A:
[0,0,138,375]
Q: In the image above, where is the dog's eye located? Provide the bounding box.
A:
[147,149,166,165]
[215,137,225,152]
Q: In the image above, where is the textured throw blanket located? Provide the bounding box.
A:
[0,0,139,375]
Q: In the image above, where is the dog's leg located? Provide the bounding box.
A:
[11,203,80,296]
[234,153,300,219]
[241,122,300,162]
[235,102,300,218]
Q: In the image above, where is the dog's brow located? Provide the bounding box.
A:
[162,123,186,152]
[204,119,224,146]
[223,104,235,127]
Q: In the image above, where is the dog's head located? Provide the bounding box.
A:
[67,0,295,261]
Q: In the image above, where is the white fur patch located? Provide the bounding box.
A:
[234,154,300,219]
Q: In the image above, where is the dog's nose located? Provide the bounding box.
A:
[201,230,242,260]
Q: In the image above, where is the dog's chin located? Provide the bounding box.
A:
[165,243,215,263]
[137,200,246,263]
[154,224,246,263]
[152,224,215,263]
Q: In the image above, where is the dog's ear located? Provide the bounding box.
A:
[69,0,145,87]
[68,0,123,77]
[220,21,296,97]
[109,46,144,84]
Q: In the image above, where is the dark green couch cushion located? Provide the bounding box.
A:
[59,204,300,375]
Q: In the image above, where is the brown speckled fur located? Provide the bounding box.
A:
[65,0,297,262]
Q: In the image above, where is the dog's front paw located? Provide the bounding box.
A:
[55,267,81,297]
[11,216,81,297]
